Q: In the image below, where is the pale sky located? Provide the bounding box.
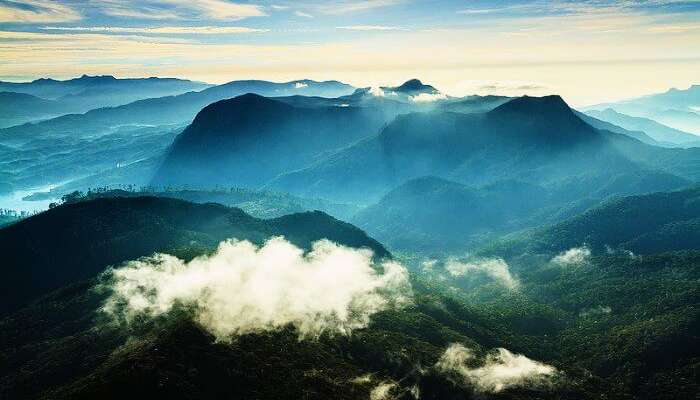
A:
[0,0,699,105]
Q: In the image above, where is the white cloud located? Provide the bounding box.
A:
[97,0,266,20]
[410,92,448,102]
[435,343,557,393]
[551,246,591,266]
[421,259,437,272]
[0,0,80,23]
[579,305,612,318]
[351,373,373,384]
[457,8,498,15]
[294,81,308,88]
[444,258,519,289]
[337,25,402,31]
[370,382,397,400]
[369,86,385,97]
[294,10,314,18]
[319,0,401,15]
[103,237,411,341]
[41,26,268,34]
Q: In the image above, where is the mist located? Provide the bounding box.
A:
[435,343,557,393]
[103,237,411,341]
[551,245,591,266]
[444,258,520,290]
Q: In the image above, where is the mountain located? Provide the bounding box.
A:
[0,92,72,128]
[586,108,700,146]
[350,79,448,103]
[353,171,690,252]
[353,177,552,250]
[390,78,439,95]
[151,93,391,187]
[585,84,700,134]
[0,196,387,316]
[441,95,511,113]
[574,110,661,146]
[602,130,700,182]
[269,95,678,203]
[0,75,211,100]
[0,75,212,127]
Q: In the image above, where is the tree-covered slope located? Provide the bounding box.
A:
[353,177,552,251]
[487,186,700,257]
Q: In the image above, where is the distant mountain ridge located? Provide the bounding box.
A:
[0,74,211,100]
[0,75,213,127]
[586,108,700,146]
[585,84,700,134]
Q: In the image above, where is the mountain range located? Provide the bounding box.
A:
[266,95,686,203]
[1,76,699,400]
[0,75,211,128]
[585,84,700,134]
[586,108,700,146]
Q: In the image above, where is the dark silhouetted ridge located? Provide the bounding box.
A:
[490,95,572,117]
[487,95,598,144]
[188,93,294,133]
[393,79,437,94]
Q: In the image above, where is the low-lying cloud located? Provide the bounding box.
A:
[369,86,386,97]
[435,343,557,393]
[445,258,519,289]
[410,92,448,102]
[103,237,411,341]
[370,382,397,400]
[551,245,591,266]
[579,305,612,318]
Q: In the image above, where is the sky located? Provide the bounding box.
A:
[0,0,698,105]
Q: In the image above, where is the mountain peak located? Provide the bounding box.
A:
[488,95,598,143]
[397,79,424,90]
[74,74,118,83]
[190,93,292,129]
[393,79,437,94]
[491,95,572,116]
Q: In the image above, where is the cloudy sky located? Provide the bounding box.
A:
[0,0,698,105]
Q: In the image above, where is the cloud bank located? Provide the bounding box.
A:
[410,92,448,102]
[435,343,557,393]
[103,237,411,341]
[445,258,519,289]
[370,382,397,400]
[551,246,591,266]
[369,86,386,97]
